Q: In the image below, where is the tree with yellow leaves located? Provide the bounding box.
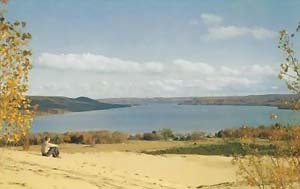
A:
[233,23,300,189]
[0,2,34,149]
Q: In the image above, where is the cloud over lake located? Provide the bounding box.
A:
[30,53,280,98]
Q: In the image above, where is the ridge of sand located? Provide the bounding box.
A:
[0,148,252,189]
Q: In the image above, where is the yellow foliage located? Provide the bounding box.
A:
[0,14,33,145]
[234,23,300,188]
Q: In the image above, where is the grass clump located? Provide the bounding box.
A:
[144,142,277,156]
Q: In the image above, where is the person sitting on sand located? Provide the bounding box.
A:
[41,136,60,158]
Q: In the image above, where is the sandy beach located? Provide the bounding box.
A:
[0,142,249,189]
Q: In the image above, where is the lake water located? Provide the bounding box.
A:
[32,104,300,134]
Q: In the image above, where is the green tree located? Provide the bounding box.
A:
[158,128,173,140]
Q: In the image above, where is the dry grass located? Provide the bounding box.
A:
[9,138,224,154]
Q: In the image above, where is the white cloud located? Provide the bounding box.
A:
[201,13,223,25]
[202,26,247,40]
[247,64,276,76]
[38,53,165,73]
[199,13,276,40]
[202,26,276,40]
[250,27,277,39]
[220,66,240,76]
[31,53,279,98]
[173,59,215,74]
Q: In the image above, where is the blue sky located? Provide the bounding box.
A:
[4,0,300,98]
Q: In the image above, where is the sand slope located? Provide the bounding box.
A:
[0,148,249,189]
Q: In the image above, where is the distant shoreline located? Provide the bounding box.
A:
[99,93,299,110]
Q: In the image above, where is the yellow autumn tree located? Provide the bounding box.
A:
[0,2,34,149]
[233,23,300,189]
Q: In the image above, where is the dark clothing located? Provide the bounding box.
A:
[42,147,60,157]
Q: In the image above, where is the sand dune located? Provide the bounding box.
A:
[0,148,251,189]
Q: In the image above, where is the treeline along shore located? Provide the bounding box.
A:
[179,94,300,110]
[3,123,300,156]
[100,94,300,109]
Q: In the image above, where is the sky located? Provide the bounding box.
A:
[4,0,300,98]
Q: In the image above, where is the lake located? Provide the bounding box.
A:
[32,104,300,134]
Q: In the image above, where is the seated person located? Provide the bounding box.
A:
[41,136,60,158]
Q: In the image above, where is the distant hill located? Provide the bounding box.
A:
[29,96,130,115]
[179,94,300,109]
[98,97,193,106]
[99,94,300,109]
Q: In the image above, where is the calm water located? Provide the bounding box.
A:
[32,104,300,134]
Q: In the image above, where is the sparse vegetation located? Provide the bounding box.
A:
[232,23,300,189]
[215,123,296,139]
[31,130,129,145]
[144,142,277,156]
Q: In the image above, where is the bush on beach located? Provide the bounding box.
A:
[3,124,299,147]
[0,130,129,146]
